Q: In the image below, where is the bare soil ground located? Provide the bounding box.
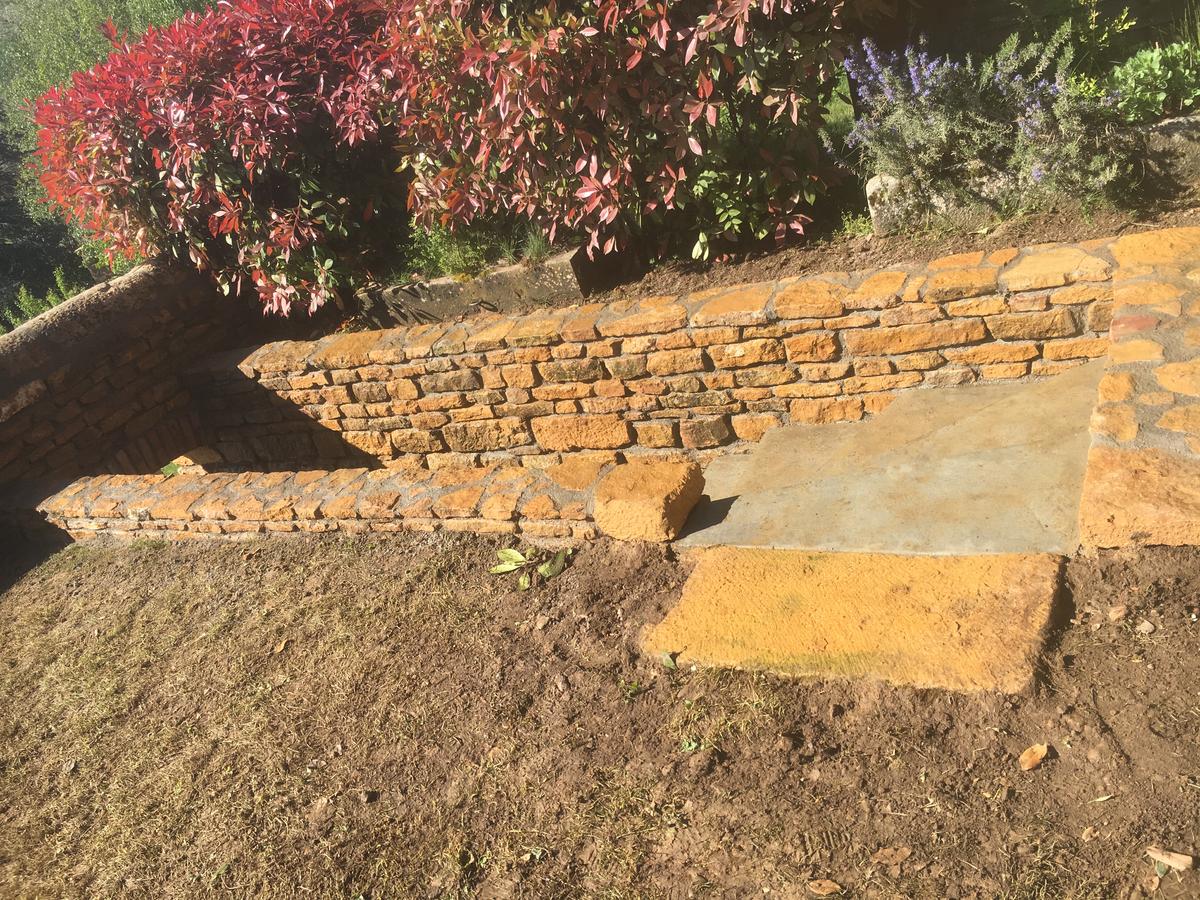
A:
[1,535,1198,899]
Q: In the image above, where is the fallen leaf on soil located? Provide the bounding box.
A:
[1082,826,1099,842]
[806,880,843,897]
[1146,846,1196,871]
[1108,604,1128,622]
[273,638,291,655]
[1019,743,1050,771]
[305,797,333,829]
[870,847,912,866]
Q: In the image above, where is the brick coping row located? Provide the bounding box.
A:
[26,454,634,544]
[237,241,1126,377]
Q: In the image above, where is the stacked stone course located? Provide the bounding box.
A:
[193,240,1120,470]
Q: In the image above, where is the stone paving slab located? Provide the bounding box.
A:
[679,359,1105,554]
[644,548,1062,693]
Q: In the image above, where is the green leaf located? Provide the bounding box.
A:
[160,462,180,478]
[518,572,532,591]
[490,562,523,574]
[536,549,570,580]
[661,652,678,671]
[497,548,527,565]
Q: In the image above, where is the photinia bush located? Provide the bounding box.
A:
[36,0,882,314]
[388,0,868,261]
[35,0,408,315]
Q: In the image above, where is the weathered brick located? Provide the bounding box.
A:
[789,397,864,424]
[943,343,1038,365]
[736,365,797,387]
[506,310,568,347]
[1041,337,1110,361]
[731,413,781,442]
[706,339,785,369]
[597,296,687,337]
[647,349,707,376]
[464,317,515,352]
[634,420,678,448]
[561,303,608,342]
[847,271,907,309]
[985,309,1078,341]
[433,484,486,518]
[843,319,986,356]
[531,414,634,450]
[420,370,481,393]
[539,358,607,382]
[844,373,922,394]
[1091,404,1139,443]
[605,355,649,379]
[784,332,840,362]
[680,416,732,449]
[442,417,530,452]
[880,303,942,326]
[773,277,847,319]
[979,363,1030,380]
[921,268,998,302]
[690,281,773,326]
[1001,247,1110,292]
[854,358,894,377]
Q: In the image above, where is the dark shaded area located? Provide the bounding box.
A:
[184,348,382,472]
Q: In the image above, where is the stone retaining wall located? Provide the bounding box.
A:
[0,262,248,494]
[1079,228,1200,548]
[191,240,1120,470]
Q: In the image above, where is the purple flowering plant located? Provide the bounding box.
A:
[843,24,1143,213]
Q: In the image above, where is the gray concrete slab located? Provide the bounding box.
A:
[678,360,1105,554]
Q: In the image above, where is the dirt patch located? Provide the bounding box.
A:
[587,139,1200,304]
[1,535,1198,898]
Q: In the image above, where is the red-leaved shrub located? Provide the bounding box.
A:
[35,0,406,315]
[36,0,880,314]
[390,0,867,260]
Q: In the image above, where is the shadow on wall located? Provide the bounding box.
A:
[0,260,267,509]
[183,346,382,472]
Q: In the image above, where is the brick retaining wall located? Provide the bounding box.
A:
[0,262,250,494]
[190,240,1120,470]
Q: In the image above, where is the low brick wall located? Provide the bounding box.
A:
[191,241,1120,470]
[0,261,249,498]
[35,455,622,544]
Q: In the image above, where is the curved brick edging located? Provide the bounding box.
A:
[0,262,252,490]
[190,240,1121,470]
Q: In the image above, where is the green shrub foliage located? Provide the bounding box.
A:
[1107,43,1200,124]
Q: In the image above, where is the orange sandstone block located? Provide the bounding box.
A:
[843,319,985,356]
[593,459,704,542]
[531,414,633,451]
[690,281,773,326]
[773,277,847,319]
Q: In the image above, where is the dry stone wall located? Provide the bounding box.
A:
[193,241,1120,470]
[1079,228,1200,548]
[0,262,250,500]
